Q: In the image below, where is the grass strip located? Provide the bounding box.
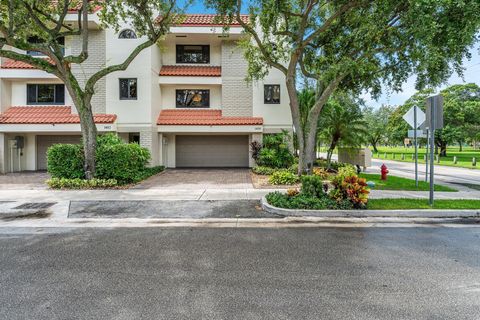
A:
[368,199,480,210]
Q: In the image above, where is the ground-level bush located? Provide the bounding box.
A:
[266,164,369,210]
[269,170,300,185]
[266,191,352,210]
[256,131,294,168]
[46,133,163,185]
[96,142,151,184]
[47,144,84,179]
[47,178,118,189]
[252,166,276,175]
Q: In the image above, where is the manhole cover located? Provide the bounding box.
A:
[14,202,56,210]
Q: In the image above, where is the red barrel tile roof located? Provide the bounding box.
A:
[0,106,116,124]
[159,65,221,77]
[173,14,249,26]
[157,109,263,126]
[1,58,55,69]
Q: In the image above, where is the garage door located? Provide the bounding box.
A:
[176,135,249,168]
[36,135,82,170]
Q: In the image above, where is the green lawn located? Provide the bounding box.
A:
[371,146,480,169]
[368,198,480,210]
[359,173,456,192]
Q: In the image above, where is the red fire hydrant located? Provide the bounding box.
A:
[381,164,389,180]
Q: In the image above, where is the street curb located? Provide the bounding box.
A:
[261,196,480,218]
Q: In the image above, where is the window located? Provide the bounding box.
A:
[119,29,137,39]
[119,79,138,100]
[176,45,210,64]
[264,85,281,104]
[27,84,65,105]
[129,133,140,144]
[176,89,210,108]
[26,36,64,56]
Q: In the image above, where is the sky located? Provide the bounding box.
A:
[183,1,480,108]
[361,44,480,108]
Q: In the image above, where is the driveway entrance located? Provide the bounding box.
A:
[134,168,253,190]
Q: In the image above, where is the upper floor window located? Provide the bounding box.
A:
[27,84,65,105]
[176,89,210,108]
[119,29,137,39]
[119,78,138,100]
[176,45,210,64]
[264,85,281,104]
[27,36,64,56]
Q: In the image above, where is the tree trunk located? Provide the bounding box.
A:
[458,141,463,152]
[440,143,447,157]
[79,110,97,179]
[63,76,97,179]
[371,141,378,153]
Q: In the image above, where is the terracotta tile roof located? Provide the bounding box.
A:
[157,109,263,126]
[51,0,102,13]
[159,65,221,77]
[0,106,116,124]
[1,58,55,69]
[173,14,249,26]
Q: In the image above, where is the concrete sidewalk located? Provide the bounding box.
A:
[0,187,479,202]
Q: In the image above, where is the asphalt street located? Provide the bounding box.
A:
[0,226,479,319]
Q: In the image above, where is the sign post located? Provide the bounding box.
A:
[425,128,429,182]
[403,106,426,188]
[426,95,444,206]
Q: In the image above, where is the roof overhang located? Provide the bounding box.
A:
[158,124,263,133]
[0,123,116,133]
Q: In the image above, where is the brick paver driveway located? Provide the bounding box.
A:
[0,172,49,190]
[134,168,253,189]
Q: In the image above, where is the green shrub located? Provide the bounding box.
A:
[252,166,276,175]
[316,159,351,171]
[269,170,300,185]
[47,178,118,189]
[301,175,326,198]
[256,131,294,168]
[288,163,299,174]
[331,165,358,186]
[96,142,151,184]
[266,191,352,210]
[46,133,158,185]
[47,144,84,179]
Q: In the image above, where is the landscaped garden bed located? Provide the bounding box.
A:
[45,133,164,189]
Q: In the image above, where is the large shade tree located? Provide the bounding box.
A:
[0,0,180,178]
[436,83,480,155]
[363,105,394,153]
[207,0,480,174]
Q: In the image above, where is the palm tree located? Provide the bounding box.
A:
[317,94,368,167]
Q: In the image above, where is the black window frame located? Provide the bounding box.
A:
[176,45,210,64]
[175,89,210,108]
[118,29,138,39]
[264,84,281,104]
[119,78,138,100]
[26,84,65,105]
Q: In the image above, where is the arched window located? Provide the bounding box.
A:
[119,29,137,39]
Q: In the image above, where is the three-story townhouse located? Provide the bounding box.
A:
[0,14,292,173]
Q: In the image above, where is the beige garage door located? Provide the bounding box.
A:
[176,135,249,168]
[36,135,82,170]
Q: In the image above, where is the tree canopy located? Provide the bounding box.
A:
[207,0,480,173]
[0,0,180,177]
